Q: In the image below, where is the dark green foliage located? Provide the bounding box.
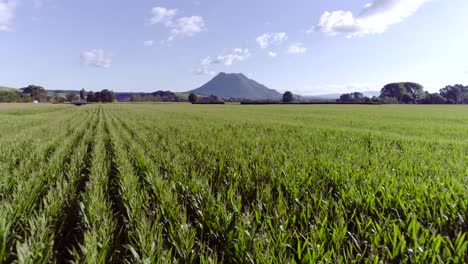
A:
[87,91,96,102]
[380,82,424,103]
[100,90,115,103]
[151,91,179,102]
[195,95,224,104]
[422,93,447,104]
[66,93,79,102]
[339,92,366,103]
[130,95,162,102]
[22,85,47,102]
[188,93,198,104]
[282,91,293,103]
[87,90,115,103]
[0,91,20,102]
[21,94,33,102]
[439,84,468,104]
[80,89,86,100]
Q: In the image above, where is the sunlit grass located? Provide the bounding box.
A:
[0,103,467,263]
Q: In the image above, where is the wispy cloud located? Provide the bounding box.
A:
[313,0,432,37]
[81,49,112,68]
[169,16,206,41]
[195,48,250,75]
[256,32,287,49]
[149,7,177,26]
[0,0,16,32]
[287,43,307,54]
[194,66,215,76]
[148,6,206,41]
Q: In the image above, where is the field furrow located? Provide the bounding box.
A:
[72,106,117,263]
[14,107,98,263]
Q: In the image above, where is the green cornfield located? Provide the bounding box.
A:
[0,103,467,263]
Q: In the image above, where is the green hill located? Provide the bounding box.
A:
[0,86,18,92]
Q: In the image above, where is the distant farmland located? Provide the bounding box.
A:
[0,103,467,263]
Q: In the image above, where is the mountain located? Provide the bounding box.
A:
[189,72,281,100]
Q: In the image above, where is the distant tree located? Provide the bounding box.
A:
[371,96,381,103]
[87,91,96,102]
[66,93,79,102]
[22,85,47,102]
[56,96,66,103]
[22,94,33,103]
[130,95,142,102]
[351,92,364,101]
[339,93,353,102]
[379,96,399,104]
[440,84,467,104]
[188,93,198,103]
[422,93,447,104]
[339,92,366,103]
[404,83,425,101]
[0,91,20,102]
[152,91,179,102]
[282,91,293,103]
[401,94,414,104]
[197,95,225,104]
[52,95,67,104]
[100,89,115,103]
[80,89,86,100]
[380,82,424,103]
[380,83,403,101]
[94,92,102,102]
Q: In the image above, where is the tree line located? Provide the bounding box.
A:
[0,85,116,103]
[338,83,468,104]
[0,85,64,103]
[58,89,115,103]
[85,89,115,103]
[129,91,181,102]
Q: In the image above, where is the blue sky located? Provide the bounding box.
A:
[1,0,467,95]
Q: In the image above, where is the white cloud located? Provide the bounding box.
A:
[268,51,277,58]
[256,32,287,49]
[169,16,206,41]
[209,48,250,66]
[149,7,206,41]
[313,0,432,37]
[81,49,112,68]
[149,7,177,26]
[0,0,16,31]
[194,66,215,76]
[143,40,155,46]
[195,48,250,75]
[287,43,307,54]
